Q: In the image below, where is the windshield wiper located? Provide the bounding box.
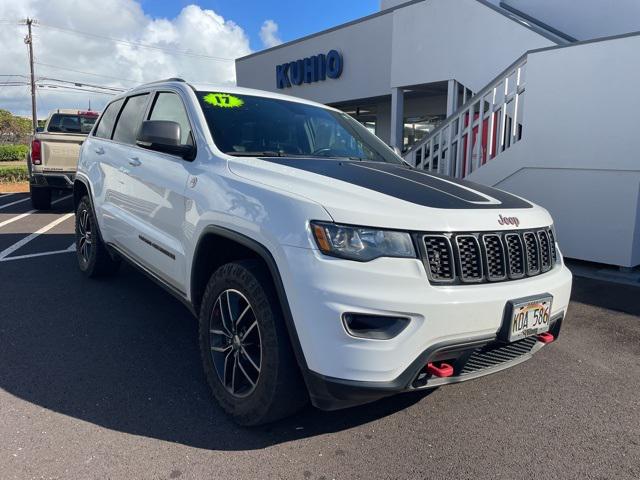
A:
[225,151,285,157]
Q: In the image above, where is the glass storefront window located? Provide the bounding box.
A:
[403,115,444,151]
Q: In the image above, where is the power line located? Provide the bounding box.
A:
[38,22,236,62]
[0,74,124,92]
[0,83,117,96]
[38,76,125,92]
[34,62,138,85]
[37,84,117,96]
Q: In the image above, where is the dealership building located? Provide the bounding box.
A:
[236,0,640,269]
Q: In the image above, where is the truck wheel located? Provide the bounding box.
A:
[30,186,51,210]
[75,196,120,277]
[199,260,307,426]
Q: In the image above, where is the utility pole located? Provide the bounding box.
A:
[24,18,37,134]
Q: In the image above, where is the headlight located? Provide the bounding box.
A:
[311,221,416,261]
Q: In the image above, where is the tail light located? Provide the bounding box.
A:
[31,139,42,165]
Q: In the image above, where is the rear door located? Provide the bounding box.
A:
[80,98,125,244]
[123,90,193,291]
[105,93,153,257]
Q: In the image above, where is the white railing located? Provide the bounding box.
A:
[404,54,528,178]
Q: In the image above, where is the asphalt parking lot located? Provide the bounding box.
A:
[0,191,639,480]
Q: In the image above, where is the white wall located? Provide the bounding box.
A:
[236,12,394,105]
[380,0,411,10]
[237,0,555,104]
[504,0,640,40]
[469,34,640,267]
[390,0,555,92]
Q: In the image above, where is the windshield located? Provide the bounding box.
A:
[196,91,404,164]
[47,113,98,134]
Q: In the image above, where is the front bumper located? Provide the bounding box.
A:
[306,315,563,410]
[279,245,572,409]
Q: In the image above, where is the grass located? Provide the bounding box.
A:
[0,144,29,162]
[0,163,28,183]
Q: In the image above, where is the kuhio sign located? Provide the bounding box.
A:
[276,50,343,89]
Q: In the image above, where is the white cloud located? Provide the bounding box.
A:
[0,0,253,118]
[259,19,282,49]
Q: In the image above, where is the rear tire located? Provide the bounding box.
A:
[199,260,307,426]
[75,196,120,277]
[30,186,51,210]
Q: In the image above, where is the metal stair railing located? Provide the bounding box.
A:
[404,53,528,179]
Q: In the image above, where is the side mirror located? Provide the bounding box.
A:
[136,120,195,160]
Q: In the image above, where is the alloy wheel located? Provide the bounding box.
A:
[209,289,262,398]
[77,208,93,264]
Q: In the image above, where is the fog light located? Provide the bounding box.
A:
[342,313,410,340]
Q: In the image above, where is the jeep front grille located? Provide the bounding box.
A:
[504,233,525,278]
[481,234,507,281]
[422,227,557,285]
[523,232,540,275]
[423,235,455,281]
[537,230,553,272]
[547,228,558,264]
[455,235,483,282]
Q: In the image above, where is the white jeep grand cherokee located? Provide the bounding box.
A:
[74,79,572,425]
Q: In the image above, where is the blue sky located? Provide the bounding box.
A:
[140,0,380,51]
[0,0,381,116]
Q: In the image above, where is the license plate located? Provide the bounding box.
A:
[502,296,553,342]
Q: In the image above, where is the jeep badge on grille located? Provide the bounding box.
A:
[498,214,520,227]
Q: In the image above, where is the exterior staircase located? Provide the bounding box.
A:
[402,32,640,268]
[403,53,527,180]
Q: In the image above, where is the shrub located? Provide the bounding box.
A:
[0,164,28,183]
[0,144,29,162]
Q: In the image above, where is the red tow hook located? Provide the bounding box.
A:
[427,362,454,378]
[537,332,555,344]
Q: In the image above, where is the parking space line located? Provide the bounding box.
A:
[0,196,31,210]
[0,195,73,229]
[0,242,75,263]
[0,193,16,199]
[0,213,74,260]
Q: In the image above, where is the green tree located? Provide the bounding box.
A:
[0,109,32,144]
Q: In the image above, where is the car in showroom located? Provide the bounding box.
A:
[73,79,572,425]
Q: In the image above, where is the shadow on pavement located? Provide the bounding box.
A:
[0,255,431,451]
[571,276,640,316]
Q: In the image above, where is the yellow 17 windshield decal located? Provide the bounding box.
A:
[203,93,244,108]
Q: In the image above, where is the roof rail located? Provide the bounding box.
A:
[141,77,186,85]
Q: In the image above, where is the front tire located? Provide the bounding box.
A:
[30,185,51,210]
[199,260,307,425]
[75,196,120,277]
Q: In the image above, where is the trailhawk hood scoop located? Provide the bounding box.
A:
[257,158,531,210]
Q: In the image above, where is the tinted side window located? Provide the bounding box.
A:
[148,92,193,145]
[112,94,150,145]
[94,99,124,139]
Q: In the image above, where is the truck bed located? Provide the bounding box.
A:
[33,132,87,171]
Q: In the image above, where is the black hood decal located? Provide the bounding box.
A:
[259,158,532,209]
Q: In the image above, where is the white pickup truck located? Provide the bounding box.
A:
[28,109,99,209]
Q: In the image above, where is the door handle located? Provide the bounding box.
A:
[95,146,105,155]
[128,157,141,167]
